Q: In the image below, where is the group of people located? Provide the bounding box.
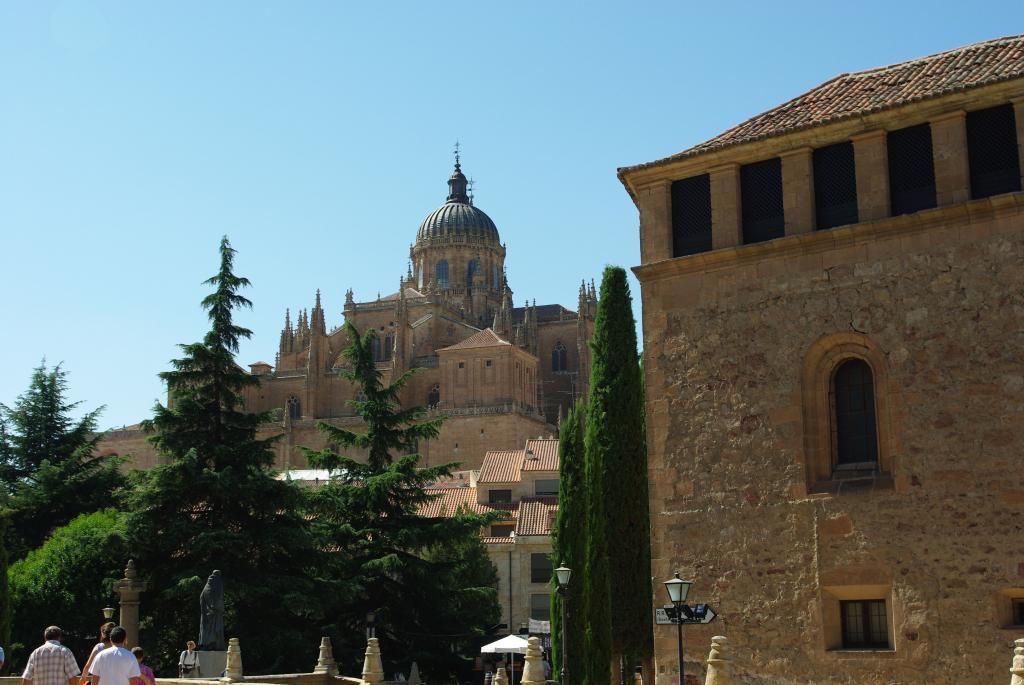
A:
[21,623,155,685]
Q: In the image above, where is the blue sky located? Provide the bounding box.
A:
[1,1,1021,429]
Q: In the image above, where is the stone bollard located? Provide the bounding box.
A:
[704,636,731,685]
[314,637,339,677]
[493,666,508,685]
[520,636,545,685]
[220,638,243,683]
[1011,638,1024,685]
[407,662,422,685]
[361,638,385,685]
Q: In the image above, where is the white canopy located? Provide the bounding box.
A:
[480,635,529,654]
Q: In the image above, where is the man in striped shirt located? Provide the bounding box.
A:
[22,626,81,685]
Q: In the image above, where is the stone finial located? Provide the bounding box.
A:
[124,559,137,580]
[220,638,243,683]
[407,662,421,685]
[492,666,508,685]
[1011,638,1024,685]
[520,636,545,685]
[361,637,384,685]
[704,636,731,685]
[314,637,339,677]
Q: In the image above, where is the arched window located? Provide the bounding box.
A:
[427,384,440,407]
[371,336,381,361]
[383,335,394,361]
[286,396,301,420]
[466,259,479,288]
[493,264,500,289]
[436,260,449,289]
[832,359,878,467]
[417,259,424,289]
[552,342,568,372]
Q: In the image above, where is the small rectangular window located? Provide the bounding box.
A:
[458,361,465,369]
[888,123,937,216]
[488,489,512,504]
[671,174,712,257]
[530,553,553,583]
[490,524,514,538]
[1013,599,1024,627]
[741,158,785,244]
[486,359,493,367]
[530,593,551,621]
[967,103,1022,199]
[840,600,889,649]
[534,479,559,496]
[813,141,859,230]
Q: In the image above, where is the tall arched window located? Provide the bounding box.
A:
[466,259,479,288]
[427,384,440,407]
[286,396,301,420]
[552,342,568,372]
[371,336,381,361]
[832,359,878,467]
[492,264,499,289]
[383,335,394,361]
[417,259,424,289]
[436,260,449,289]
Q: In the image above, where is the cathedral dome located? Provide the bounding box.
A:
[416,161,500,244]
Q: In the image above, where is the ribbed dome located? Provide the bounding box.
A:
[416,159,500,244]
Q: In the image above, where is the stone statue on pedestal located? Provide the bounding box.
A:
[199,570,226,651]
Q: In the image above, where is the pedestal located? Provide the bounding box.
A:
[180,651,227,679]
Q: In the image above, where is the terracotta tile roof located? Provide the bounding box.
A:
[516,497,558,536]
[621,34,1024,173]
[522,439,559,471]
[478,449,524,483]
[437,328,511,351]
[417,488,484,517]
[481,536,514,544]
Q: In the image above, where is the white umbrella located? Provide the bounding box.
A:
[481,635,529,685]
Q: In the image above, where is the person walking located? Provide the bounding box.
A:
[81,623,115,685]
[130,649,153,685]
[89,627,141,685]
[21,626,81,685]
[178,641,199,678]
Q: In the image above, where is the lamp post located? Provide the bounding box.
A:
[554,564,571,685]
[663,573,692,685]
[366,611,376,640]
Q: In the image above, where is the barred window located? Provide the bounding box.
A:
[888,124,937,216]
[741,158,785,244]
[840,600,889,649]
[967,104,1022,199]
[671,174,712,257]
[832,359,879,468]
[813,142,859,230]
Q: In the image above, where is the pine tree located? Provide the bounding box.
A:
[549,402,585,685]
[303,322,501,682]
[0,362,124,557]
[590,268,652,673]
[125,237,318,675]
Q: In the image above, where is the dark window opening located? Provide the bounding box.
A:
[535,479,559,496]
[530,594,551,621]
[888,123,937,215]
[383,335,393,362]
[967,104,1022,199]
[371,337,382,362]
[467,259,479,288]
[814,141,859,229]
[530,553,553,583]
[490,524,514,537]
[840,600,888,649]
[427,384,440,408]
[458,361,465,369]
[488,489,512,504]
[436,260,449,289]
[1013,599,1024,626]
[671,174,713,256]
[552,342,567,372]
[741,158,785,244]
[286,396,300,420]
[832,359,879,468]
[485,359,493,367]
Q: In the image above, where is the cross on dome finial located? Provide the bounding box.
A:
[453,140,461,169]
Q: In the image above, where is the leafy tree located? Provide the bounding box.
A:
[124,236,318,675]
[549,402,585,685]
[7,510,128,670]
[0,362,124,558]
[585,267,652,679]
[303,322,501,683]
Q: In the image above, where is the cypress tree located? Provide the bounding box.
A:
[549,401,585,685]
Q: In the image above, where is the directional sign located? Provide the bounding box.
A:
[654,603,717,625]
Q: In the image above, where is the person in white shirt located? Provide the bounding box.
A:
[88,627,141,685]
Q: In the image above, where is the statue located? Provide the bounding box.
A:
[199,570,226,651]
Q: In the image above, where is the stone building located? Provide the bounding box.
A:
[102,158,595,471]
[420,437,559,635]
[618,36,1024,684]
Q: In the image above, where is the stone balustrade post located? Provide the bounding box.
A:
[361,638,384,685]
[1010,637,1024,685]
[314,636,338,677]
[704,636,731,685]
[520,636,545,685]
[220,638,243,683]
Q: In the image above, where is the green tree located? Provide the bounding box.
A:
[0,362,124,558]
[549,401,585,685]
[303,322,501,683]
[8,510,128,670]
[0,513,11,674]
[125,236,318,675]
[585,267,652,680]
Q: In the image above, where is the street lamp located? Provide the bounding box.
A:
[555,564,571,685]
[102,607,115,621]
[366,611,376,640]
[663,573,692,685]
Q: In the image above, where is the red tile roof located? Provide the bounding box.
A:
[477,449,524,483]
[437,328,510,351]
[621,34,1024,172]
[516,497,558,536]
[522,439,559,472]
[417,487,517,518]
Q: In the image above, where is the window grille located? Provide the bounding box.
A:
[840,600,888,649]
[530,553,553,583]
[552,342,567,372]
[832,359,879,467]
[814,142,859,229]
[967,103,1022,199]
[741,158,785,244]
[671,174,712,256]
[888,124,936,215]
[436,260,449,289]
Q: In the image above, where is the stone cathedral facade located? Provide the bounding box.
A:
[103,159,596,471]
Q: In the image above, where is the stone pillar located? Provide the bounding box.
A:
[313,637,338,677]
[931,110,970,206]
[493,666,508,685]
[851,130,890,221]
[704,636,731,685]
[220,638,243,683]
[1012,98,1024,192]
[112,560,148,648]
[361,638,384,685]
[710,163,742,249]
[520,637,545,685]
[637,180,673,264]
[1010,637,1024,685]
[781,147,815,234]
